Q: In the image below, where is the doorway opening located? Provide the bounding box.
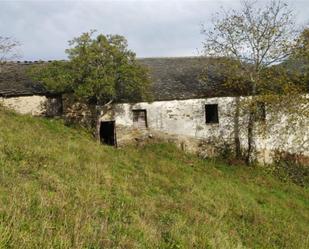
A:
[100,121,116,146]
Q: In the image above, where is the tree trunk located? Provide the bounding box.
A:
[234,96,241,159]
[246,110,254,164]
[87,104,101,141]
[95,110,101,141]
[246,74,257,165]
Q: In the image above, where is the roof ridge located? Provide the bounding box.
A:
[9,56,208,64]
[137,56,205,60]
[8,60,66,65]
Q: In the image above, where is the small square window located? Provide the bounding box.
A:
[133,109,147,128]
[205,104,219,124]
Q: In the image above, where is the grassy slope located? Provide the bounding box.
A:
[0,108,308,249]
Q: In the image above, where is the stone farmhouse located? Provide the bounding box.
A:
[1,57,308,164]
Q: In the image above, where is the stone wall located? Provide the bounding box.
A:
[99,97,309,164]
[0,95,62,117]
[62,94,97,131]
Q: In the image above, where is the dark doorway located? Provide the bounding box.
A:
[100,121,116,146]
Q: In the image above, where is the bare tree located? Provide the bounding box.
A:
[0,36,20,66]
[201,0,308,164]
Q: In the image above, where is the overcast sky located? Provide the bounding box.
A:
[1,0,309,60]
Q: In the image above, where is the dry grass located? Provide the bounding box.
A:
[0,107,308,249]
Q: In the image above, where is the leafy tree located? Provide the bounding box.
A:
[201,0,308,164]
[29,31,151,134]
[287,28,309,88]
[29,31,150,136]
[293,28,309,61]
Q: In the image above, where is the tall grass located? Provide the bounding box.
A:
[0,107,308,248]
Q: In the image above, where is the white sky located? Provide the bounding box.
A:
[1,0,309,60]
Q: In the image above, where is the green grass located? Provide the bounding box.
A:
[0,107,308,249]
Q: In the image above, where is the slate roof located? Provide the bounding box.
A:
[138,57,218,101]
[0,62,50,97]
[0,57,225,100]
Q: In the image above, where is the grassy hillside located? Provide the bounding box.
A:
[0,107,308,249]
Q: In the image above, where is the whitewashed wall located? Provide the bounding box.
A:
[0,95,62,117]
[100,97,309,164]
[0,95,47,115]
[113,97,234,139]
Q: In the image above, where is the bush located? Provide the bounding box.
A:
[270,151,309,186]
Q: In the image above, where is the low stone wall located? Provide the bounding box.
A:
[114,124,233,158]
[61,94,98,133]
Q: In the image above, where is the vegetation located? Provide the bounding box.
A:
[29,31,150,105]
[28,31,151,134]
[0,107,308,249]
[201,0,309,164]
[288,27,309,88]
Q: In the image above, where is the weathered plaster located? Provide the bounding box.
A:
[0,95,62,116]
[99,97,309,164]
[0,95,47,115]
